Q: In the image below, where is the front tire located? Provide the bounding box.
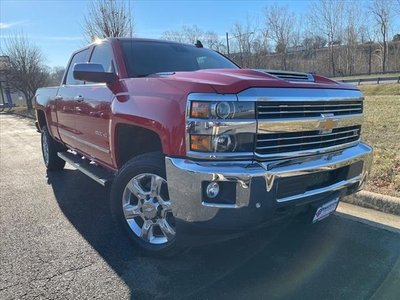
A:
[41,126,66,170]
[110,152,185,257]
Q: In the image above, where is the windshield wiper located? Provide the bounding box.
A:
[155,72,176,76]
[135,72,175,78]
[135,74,151,78]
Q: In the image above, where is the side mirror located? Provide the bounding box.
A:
[73,63,115,84]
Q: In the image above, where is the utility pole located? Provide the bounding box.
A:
[225,31,254,59]
[226,32,230,57]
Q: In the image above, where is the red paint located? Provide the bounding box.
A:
[35,38,358,173]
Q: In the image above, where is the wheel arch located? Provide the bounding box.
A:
[115,123,163,168]
[36,109,47,130]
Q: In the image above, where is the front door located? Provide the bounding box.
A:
[74,85,113,166]
[73,41,115,167]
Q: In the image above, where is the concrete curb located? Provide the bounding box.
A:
[343,191,400,216]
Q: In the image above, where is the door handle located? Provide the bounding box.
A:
[55,95,63,100]
[74,95,84,102]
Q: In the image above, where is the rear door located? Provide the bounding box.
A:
[56,48,89,148]
[74,42,114,166]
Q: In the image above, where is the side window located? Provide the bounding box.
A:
[65,49,89,85]
[89,43,114,73]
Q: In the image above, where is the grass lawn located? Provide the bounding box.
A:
[359,83,400,96]
[359,84,400,197]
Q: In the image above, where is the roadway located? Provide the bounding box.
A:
[1,113,399,300]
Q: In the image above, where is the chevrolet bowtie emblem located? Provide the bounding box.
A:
[317,114,339,134]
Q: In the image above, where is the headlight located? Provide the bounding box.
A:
[212,102,234,119]
[190,101,254,119]
[187,98,256,158]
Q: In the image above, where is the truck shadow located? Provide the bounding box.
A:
[45,168,400,300]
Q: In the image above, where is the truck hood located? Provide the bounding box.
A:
[155,69,358,94]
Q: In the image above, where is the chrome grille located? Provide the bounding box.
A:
[257,101,363,119]
[256,125,361,155]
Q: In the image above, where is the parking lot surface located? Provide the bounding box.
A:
[1,113,399,300]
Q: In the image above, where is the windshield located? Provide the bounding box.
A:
[119,40,239,78]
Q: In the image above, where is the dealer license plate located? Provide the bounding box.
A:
[312,197,340,223]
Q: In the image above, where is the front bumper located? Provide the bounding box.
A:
[166,143,372,242]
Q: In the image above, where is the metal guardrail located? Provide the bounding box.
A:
[332,71,400,78]
[339,76,400,85]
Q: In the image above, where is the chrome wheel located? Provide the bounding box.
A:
[122,173,175,245]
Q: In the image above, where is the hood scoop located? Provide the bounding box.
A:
[255,69,315,82]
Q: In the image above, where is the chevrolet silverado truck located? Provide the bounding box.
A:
[35,38,373,256]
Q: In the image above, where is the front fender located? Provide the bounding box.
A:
[111,93,186,157]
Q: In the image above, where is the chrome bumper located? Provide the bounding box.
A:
[166,143,372,227]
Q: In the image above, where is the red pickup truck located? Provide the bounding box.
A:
[35,38,372,256]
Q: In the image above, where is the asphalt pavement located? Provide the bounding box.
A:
[1,113,400,300]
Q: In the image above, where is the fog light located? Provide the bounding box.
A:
[206,182,220,198]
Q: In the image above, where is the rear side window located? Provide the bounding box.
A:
[119,41,238,78]
[65,49,89,85]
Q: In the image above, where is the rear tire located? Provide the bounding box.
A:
[110,152,187,258]
[41,126,66,170]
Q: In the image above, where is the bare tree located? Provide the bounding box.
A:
[161,25,224,51]
[230,14,260,67]
[161,25,203,44]
[160,30,186,43]
[47,66,66,87]
[343,2,363,75]
[370,0,393,72]
[395,0,400,14]
[251,36,270,68]
[264,3,296,70]
[203,31,225,52]
[83,0,134,43]
[359,25,377,74]
[182,25,204,44]
[2,32,49,110]
[301,34,327,74]
[290,16,305,71]
[308,0,344,76]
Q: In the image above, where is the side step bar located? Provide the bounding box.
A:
[58,152,114,187]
